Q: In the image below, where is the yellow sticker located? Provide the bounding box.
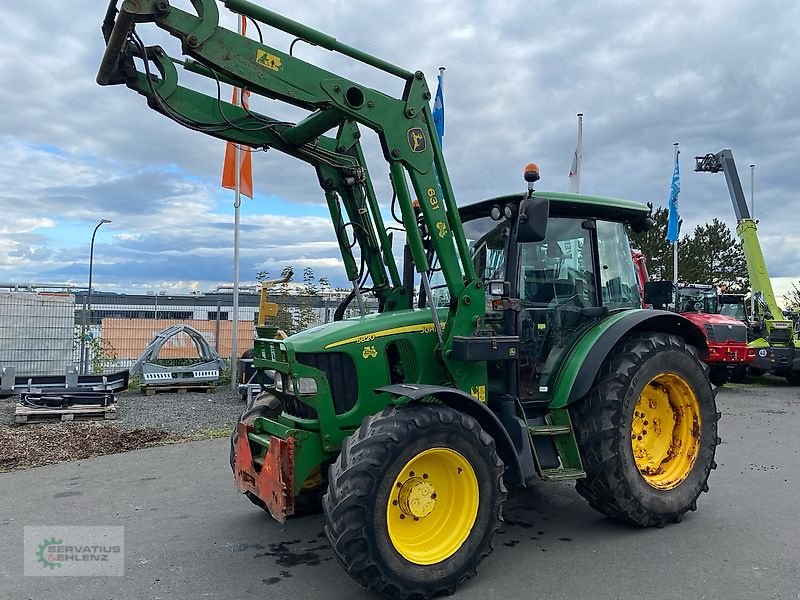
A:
[256,49,282,72]
[470,385,486,402]
[362,345,378,359]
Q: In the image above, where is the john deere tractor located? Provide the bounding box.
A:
[98,2,720,597]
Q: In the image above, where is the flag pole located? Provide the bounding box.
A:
[672,142,679,307]
[230,15,243,391]
[575,113,583,194]
[749,163,755,321]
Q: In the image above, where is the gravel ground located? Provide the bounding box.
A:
[115,387,245,435]
[0,387,245,434]
[0,386,247,472]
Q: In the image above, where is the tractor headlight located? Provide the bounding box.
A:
[274,375,316,396]
[296,377,318,396]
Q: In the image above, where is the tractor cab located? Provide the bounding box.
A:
[677,284,719,314]
[442,188,651,403]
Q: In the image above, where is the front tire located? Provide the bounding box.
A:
[323,404,506,599]
[570,333,720,527]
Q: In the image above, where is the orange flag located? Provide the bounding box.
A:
[221,17,253,199]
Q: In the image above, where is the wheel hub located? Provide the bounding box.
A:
[631,373,701,490]
[386,447,479,565]
[398,477,436,518]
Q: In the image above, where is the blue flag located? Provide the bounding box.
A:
[432,69,445,146]
[666,149,680,243]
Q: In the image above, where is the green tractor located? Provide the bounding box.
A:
[98,1,720,597]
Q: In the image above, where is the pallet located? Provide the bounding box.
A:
[142,384,216,396]
[14,402,117,424]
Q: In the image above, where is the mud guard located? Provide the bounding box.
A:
[551,309,709,409]
[377,383,534,486]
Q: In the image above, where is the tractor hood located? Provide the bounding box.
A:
[284,308,448,354]
[680,312,745,328]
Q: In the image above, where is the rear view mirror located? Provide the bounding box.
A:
[643,281,674,307]
[518,196,549,243]
[630,216,654,234]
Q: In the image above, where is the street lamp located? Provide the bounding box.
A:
[81,219,112,374]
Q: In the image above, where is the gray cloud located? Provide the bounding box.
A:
[1,0,799,290]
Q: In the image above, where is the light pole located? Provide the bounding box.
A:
[81,219,112,374]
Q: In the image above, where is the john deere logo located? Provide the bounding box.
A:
[407,128,426,152]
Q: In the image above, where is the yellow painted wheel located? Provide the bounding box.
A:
[386,448,479,565]
[632,372,701,490]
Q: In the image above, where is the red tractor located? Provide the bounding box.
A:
[632,251,754,385]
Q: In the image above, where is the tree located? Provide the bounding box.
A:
[296,266,319,331]
[255,265,329,334]
[256,266,294,334]
[783,282,800,311]
[629,209,749,293]
[681,219,749,293]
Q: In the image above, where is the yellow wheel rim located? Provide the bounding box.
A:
[386,448,479,565]
[632,373,702,490]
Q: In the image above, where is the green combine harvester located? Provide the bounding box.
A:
[98,2,720,596]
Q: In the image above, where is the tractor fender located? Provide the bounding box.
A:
[550,309,708,409]
[377,383,526,486]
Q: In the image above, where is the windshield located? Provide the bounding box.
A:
[430,215,508,307]
[678,287,718,313]
[720,301,746,320]
[597,221,641,310]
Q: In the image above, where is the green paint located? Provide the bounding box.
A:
[549,311,636,409]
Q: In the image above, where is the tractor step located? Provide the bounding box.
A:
[540,467,586,481]
[528,424,572,436]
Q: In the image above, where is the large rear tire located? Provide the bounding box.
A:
[570,333,720,527]
[323,404,505,599]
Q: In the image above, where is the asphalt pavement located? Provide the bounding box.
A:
[2,381,799,600]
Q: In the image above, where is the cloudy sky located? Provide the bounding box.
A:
[2,1,799,298]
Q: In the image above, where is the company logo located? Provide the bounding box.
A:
[758,349,768,357]
[362,345,378,359]
[36,538,63,569]
[25,526,124,577]
[407,128,426,152]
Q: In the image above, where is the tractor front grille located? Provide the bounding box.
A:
[769,326,793,345]
[295,352,358,415]
[704,323,747,344]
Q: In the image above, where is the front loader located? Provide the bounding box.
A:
[98,2,720,597]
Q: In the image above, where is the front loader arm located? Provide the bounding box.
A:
[97,0,487,392]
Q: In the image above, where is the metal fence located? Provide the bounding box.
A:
[0,289,375,376]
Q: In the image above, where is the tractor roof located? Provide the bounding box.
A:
[462,192,650,224]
